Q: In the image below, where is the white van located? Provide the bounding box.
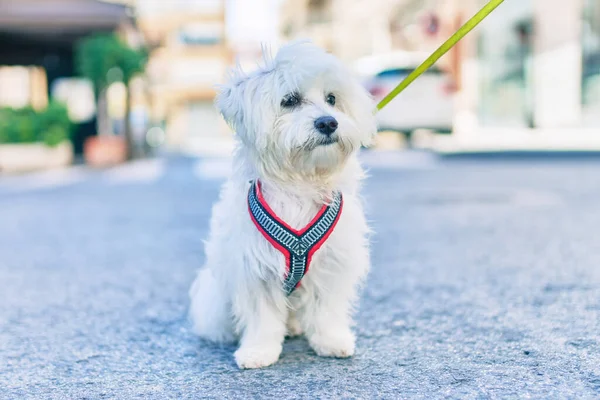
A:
[353,51,455,138]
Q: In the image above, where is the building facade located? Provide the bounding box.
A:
[281,0,600,151]
[433,0,600,151]
[135,0,232,154]
[0,0,133,153]
[280,0,404,62]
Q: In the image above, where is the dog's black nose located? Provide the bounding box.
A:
[314,116,338,136]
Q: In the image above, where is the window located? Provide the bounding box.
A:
[478,1,534,128]
[177,22,223,46]
[51,78,96,123]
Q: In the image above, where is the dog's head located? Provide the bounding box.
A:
[216,41,376,180]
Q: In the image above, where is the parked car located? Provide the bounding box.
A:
[353,51,455,141]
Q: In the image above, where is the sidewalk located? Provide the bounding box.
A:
[2,154,600,398]
[424,128,600,154]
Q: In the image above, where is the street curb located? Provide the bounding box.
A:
[436,150,600,160]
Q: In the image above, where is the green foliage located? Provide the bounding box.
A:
[42,125,68,147]
[0,102,72,147]
[75,33,147,95]
[119,45,148,84]
[39,102,72,147]
[0,107,37,144]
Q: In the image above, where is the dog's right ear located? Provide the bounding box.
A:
[215,83,244,130]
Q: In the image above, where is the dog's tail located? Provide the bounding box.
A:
[189,268,236,343]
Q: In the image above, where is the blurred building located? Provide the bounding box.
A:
[280,0,455,62]
[436,0,600,151]
[281,0,600,151]
[281,0,398,61]
[134,0,233,155]
[0,0,135,153]
[226,0,281,66]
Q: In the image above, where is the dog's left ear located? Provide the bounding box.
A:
[215,83,244,130]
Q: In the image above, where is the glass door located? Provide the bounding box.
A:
[477,1,534,128]
[582,0,600,126]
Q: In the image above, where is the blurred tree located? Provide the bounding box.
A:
[75,34,147,160]
[118,43,148,160]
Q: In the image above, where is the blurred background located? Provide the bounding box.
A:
[4,3,600,394]
[0,0,599,173]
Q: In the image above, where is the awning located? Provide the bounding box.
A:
[0,0,130,36]
[0,0,132,66]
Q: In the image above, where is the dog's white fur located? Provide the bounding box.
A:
[189,41,377,369]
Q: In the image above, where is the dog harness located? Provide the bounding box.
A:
[247,180,343,295]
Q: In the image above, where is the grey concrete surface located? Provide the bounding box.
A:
[1,152,600,399]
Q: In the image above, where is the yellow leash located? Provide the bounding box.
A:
[376,0,505,112]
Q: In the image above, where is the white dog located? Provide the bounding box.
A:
[189,41,377,369]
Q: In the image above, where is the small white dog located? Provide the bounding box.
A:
[189,41,377,369]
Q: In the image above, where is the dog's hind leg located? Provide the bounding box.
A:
[189,268,235,343]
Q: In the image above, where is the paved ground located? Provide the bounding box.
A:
[1,151,600,399]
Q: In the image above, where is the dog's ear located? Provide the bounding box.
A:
[215,71,268,149]
[345,81,378,147]
[215,83,244,130]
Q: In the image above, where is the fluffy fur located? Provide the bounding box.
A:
[189,41,377,369]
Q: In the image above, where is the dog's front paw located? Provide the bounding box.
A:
[234,344,282,369]
[309,330,355,358]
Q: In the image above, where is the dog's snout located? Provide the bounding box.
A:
[314,116,338,136]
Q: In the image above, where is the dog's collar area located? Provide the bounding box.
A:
[247,179,343,296]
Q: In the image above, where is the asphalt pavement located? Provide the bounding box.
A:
[1,151,600,399]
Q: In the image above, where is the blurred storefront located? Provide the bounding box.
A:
[477,1,534,129]
[0,0,134,154]
[281,0,600,151]
[418,0,600,151]
[135,0,233,155]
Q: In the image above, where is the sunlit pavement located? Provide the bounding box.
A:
[1,151,600,399]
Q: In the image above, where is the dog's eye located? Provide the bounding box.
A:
[326,93,336,106]
[281,93,301,108]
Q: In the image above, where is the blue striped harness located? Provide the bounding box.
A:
[247,180,343,295]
